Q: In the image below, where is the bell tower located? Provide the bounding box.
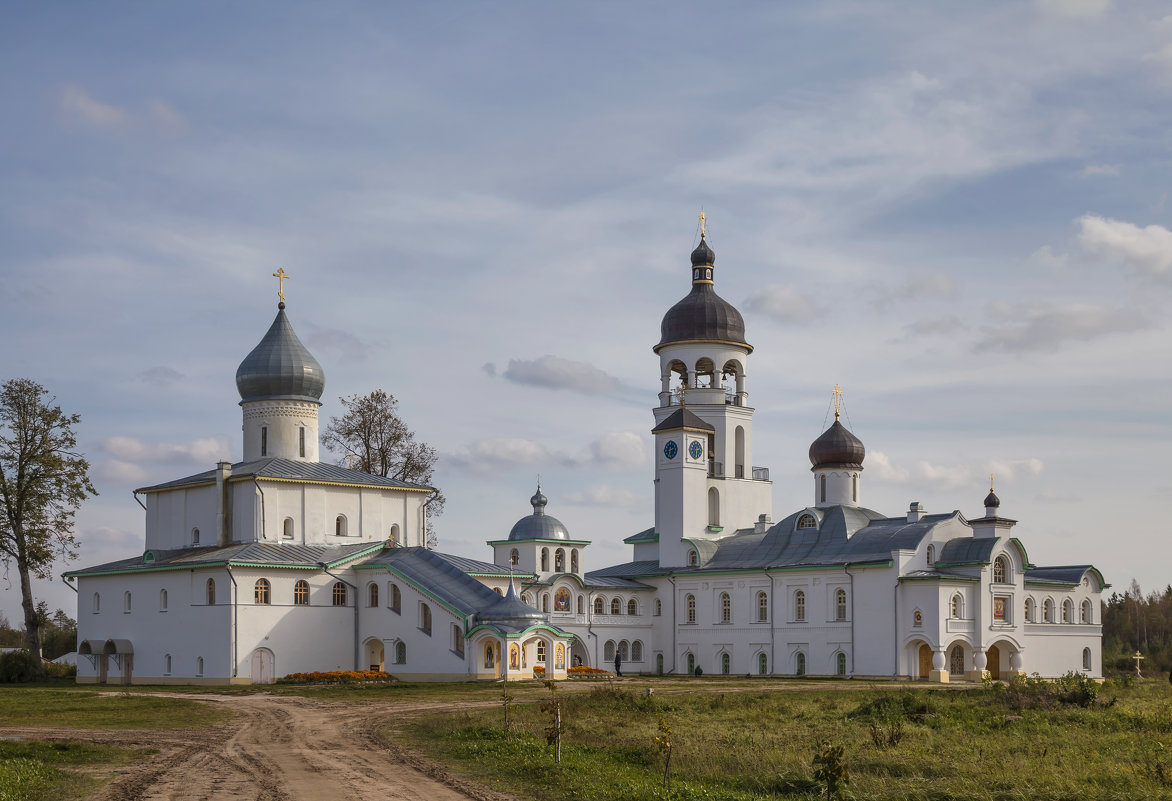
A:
[651,219,772,567]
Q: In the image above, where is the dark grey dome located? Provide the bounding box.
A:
[478,579,546,625]
[984,490,1001,509]
[656,238,750,353]
[236,305,325,403]
[508,487,570,541]
[809,419,865,469]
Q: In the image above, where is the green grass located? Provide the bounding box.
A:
[0,687,230,729]
[403,678,1172,801]
[0,741,145,801]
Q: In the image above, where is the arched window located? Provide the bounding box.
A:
[686,594,696,624]
[757,591,769,622]
[124,591,132,612]
[926,544,935,564]
[949,645,964,675]
[1062,599,1073,623]
[335,515,347,537]
[993,556,1008,583]
[571,550,579,573]
[206,579,215,606]
[1043,598,1054,622]
[594,597,604,614]
[160,589,168,611]
[390,583,401,613]
[192,527,200,545]
[688,549,698,566]
[836,652,847,676]
[618,641,629,661]
[708,487,720,526]
[196,656,204,676]
[1082,647,1092,671]
[577,595,583,614]
[795,652,806,676]
[254,579,270,605]
[632,640,643,662]
[420,603,432,635]
[720,592,731,623]
[452,625,464,658]
[1025,597,1035,622]
[835,588,847,621]
[93,592,101,613]
[951,594,963,619]
[797,514,817,529]
[494,587,503,595]
[794,590,806,622]
[163,653,172,675]
[542,593,550,613]
[260,426,268,457]
[541,548,549,572]
[485,643,495,669]
[283,518,294,539]
[758,652,768,675]
[852,474,858,502]
[294,580,309,606]
[537,640,547,663]
[686,652,696,675]
[721,652,731,674]
[734,426,745,477]
[555,549,565,572]
[395,641,406,664]
[299,425,306,458]
[820,474,826,503]
[655,599,663,616]
[627,598,638,616]
[368,583,379,608]
[611,597,622,615]
[510,548,519,566]
[332,582,347,606]
[389,523,400,546]
[604,641,615,661]
[1081,599,1093,624]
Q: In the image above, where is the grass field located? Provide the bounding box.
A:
[0,741,146,801]
[0,686,231,729]
[403,676,1172,801]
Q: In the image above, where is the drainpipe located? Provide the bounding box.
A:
[768,571,776,675]
[668,576,677,675]
[253,478,266,541]
[893,578,900,678]
[132,491,146,512]
[61,573,78,595]
[845,564,856,675]
[586,593,598,668]
[421,489,440,548]
[215,462,233,547]
[319,563,360,670]
[226,565,238,678]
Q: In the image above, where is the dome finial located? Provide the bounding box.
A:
[272,268,290,309]
[990,473,995,493]
[698,208,708,239]
[832,383,843,421]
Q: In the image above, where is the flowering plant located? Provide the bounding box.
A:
[276,669,394,684]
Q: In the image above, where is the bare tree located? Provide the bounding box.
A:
[0,379,96,657]
[322,390,444,543]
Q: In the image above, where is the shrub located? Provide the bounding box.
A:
[275,670,394,685]
[0,650,45,683]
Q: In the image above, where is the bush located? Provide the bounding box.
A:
[996,671,1099,710]
[0,650,45,683]
[275,670,394,684]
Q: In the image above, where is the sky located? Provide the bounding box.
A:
[3,0,1171,624]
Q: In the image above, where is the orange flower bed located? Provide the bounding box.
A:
[533,666,546,675]
[276,669,394,685]
[568,665,611,676]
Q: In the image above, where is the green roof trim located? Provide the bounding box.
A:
[485,539,591,547]
[899,574,980,584]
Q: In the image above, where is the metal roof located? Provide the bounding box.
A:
[656,239,751,353]
[357,547,507,617]
[809,419,865,469]
[1024,565,1099,585]
[66,541,383,577]
[937,537,998,565]
[651,407,715,434]
[623,527,658,544]
[236,305,325,403]
[136,457,433,493]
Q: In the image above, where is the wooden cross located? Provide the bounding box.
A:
[832,384,843,420]
[698,209,708,238]
[272,268,290,303]
[1134,650,1144,679]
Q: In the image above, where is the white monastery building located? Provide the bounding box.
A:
[70,235,1106,685]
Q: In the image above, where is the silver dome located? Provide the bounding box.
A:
[507,486,571,541]
[235,304,326,403]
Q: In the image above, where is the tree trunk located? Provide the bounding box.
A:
[17,534,42,658]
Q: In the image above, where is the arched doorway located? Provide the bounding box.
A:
[570,638,590,669]
[917,643,932,679]
[987,644,1002,681]
[366,640,385,672]
[250,648,275,684]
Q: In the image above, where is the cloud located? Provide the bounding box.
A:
[743,285,821,323]
[564,484,645,509]
[1035,0,1112,18]
[987,457,1045,482]
[148,100,188,135]
[975,300,1147,352]
[875,273,958,309]
[869,453,1043,491]
[897,316,964,343]
[482,362,497,377]
[1079,164,1120,178]
[915,460,974,489]
[137,366,184,388]
[502,355,625,394]
[100,436,230,465]
[94,460,149,486]
[586,432,646,469]
[306,329,369,364]
[1077,214,1172,280]
[869,450,909,482]
[59,84,127,129]
[446,437,552,474]
[1025,245,1068,272]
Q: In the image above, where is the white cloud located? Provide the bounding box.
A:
[869,450,910,482]
[1077,214,1172,279]
[306,329,369,364]
[587,432,646,469]
[446,437,552,474]
[976,300,1147,351]
[148,100,188,135]
[1025,245,1068,272]
[59,84,127,129]
[502,355,625,394]
[743,285,820,323]
[1035,0,1112,18]
[1079,164,1120,178]
[988,458,1045,482]
[137,366,184,388]
[897,316,964,342]
[564,485,645,509]
[868,453,1042,492]
[915,460,974,489]
[100,436,230,465]
[94,460,149,486]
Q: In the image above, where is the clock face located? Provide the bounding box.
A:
[688,440,704,460]
[663,440,678,460]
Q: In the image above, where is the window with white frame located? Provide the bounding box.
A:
[835,588,847,621]
[794,589,806,622]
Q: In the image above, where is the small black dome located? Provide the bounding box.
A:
[691,237,715,266]
[809,420,865,469]
[984,490,1001,509]
[236,306,325,403]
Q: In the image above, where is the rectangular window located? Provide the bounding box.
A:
[993,596,1007,622]
[299,427,305,457]
[261,427,268,457]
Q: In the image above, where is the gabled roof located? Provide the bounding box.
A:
[937,537,998,566]
[136,458,433,494]
[1025,565,1106,587]
[66,541,384,577]
[587,560,678,580]
[356,547,505,617]
[652,407,715,434]
[623,527,658,544]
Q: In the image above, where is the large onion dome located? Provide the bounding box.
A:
[655,237,751,353]
[478,579,546,625]
[809,419,866,470]
[235,303,325,403]
[507,486,571,541]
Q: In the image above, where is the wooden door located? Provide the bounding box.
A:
[251,649,273,684]
[917,644,932,679]
[987,645,1001,680]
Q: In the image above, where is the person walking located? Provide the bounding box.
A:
[614,652,622,677]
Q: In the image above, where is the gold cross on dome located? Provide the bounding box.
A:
[832,384,843,420]
[990,473,995,492]
[272,268,290,303]
[698,209,708,239]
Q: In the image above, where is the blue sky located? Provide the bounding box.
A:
[3,0,1171,623]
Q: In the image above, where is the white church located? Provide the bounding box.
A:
[69,235,1106,685]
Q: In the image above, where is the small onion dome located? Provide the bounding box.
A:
[236,305,325,403]
[984,490,1001,509]
[478,580,546,625]
[508,487,571,541]
[656,238,751,353]
[809,420,866,469]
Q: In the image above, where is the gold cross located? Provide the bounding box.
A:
[990,473,995,493]
[832,384,842,420]
[678,380,688,409]
[272,268,290,303]
[698,209,707,239]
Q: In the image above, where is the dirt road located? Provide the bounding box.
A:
[1,693,514,801]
